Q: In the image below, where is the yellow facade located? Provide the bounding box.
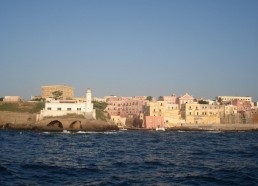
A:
[183,103,224,124]
[111,116,126,128]
[41,85,74,99]
[148,101,182,127]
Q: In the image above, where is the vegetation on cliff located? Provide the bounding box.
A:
[93,101,109,121]
[0,102,45,113]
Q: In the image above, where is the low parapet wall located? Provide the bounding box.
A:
[0,111,37,125]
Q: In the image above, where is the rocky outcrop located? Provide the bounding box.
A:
[0,111,118,132]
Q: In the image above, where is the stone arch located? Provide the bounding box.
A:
[47,120,63,128]
[69,120,82,130]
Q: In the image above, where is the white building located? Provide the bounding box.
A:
[37,88,96,120]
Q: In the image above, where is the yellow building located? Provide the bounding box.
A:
[182,103,224,124]
[148,101,182,127]
[41,85,74,99]
[224,105,237,115]
[111,116,126,128]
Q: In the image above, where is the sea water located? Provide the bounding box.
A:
[0,130,257,185]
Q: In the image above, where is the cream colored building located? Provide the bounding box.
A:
[182,103,224,124]
[217,96,252,103]
[224,105,238,115]
[41,85,74,99]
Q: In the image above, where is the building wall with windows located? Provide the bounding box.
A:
[42,102,86,117]
[145,116,164,129]
[38,89,95,120]
[41,85,74,99]
[147,101,182,127]
[182,103,224,124]
[163,94,177,104]
[177,93,195,108]
[105,99,148,118]
[231,100,252,112]
[217,96,252,103]
[111,116,127,128]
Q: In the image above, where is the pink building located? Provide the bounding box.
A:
[163,94,177,104]
[177,93,194,108]
[232,100,252,112]
[105,99,149,118]
[145,116,164,129]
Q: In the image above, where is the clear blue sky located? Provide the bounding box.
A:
[0,0,258,101]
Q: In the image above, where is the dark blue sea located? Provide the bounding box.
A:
[0,130,257,186]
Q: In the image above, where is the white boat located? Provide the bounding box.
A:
[155,127,166,131]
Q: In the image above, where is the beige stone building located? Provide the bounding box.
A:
[147,101,182,127]
[41,85,74,99]
[182,103,224,124]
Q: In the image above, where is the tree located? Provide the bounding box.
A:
[158,96,164,101]
[146,96,153,101]
[198,100,209,104]
[52,91,63,100]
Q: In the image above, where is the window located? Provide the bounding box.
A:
[47,107,51,110]
[67,108,71,111]
[57,108,61,110]
[189,112,191,115]
[77,108,81,111]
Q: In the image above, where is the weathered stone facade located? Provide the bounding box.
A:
[41,85,74,99]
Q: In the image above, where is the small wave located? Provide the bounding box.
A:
[76,131,117,134]
[62,130,71,134]
[103,131,118,134]
[206,131,224,133]
[77,131,87,134]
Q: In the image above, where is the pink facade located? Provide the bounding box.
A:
[105,99,149,118]
[163,94,177,104]
[232,100,252,112]
[145,116,164,129]
[177,93,194,108]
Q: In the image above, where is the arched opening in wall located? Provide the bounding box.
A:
[47,120,63,128]
[69,121,82,129]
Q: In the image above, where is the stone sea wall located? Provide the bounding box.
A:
[0,111,118,131]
